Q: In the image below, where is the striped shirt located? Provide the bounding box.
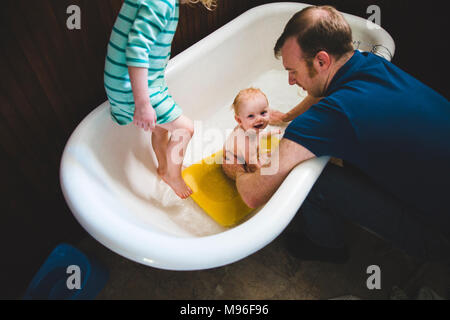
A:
[104,0,180,125]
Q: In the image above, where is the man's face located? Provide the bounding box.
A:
[281,37,322,97]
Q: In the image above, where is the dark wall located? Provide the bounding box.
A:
[1,0,448,299]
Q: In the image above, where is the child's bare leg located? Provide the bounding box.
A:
[151,126,169,176]
[158,115,194,199]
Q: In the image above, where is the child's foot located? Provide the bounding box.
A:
[157,168,192,199]
[156,166,167,178]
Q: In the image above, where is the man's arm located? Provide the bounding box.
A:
[269,95,322,125]
[283,95,322,122]
[222,156,246,180]
[236,138,315,208]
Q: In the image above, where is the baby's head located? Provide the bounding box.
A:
[232,88,270,132]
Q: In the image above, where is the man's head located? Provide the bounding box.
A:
[274,6,354,97]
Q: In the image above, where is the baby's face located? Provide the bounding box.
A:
[235,94,269,132]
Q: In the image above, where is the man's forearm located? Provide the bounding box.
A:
[222,162,246,181]
[236,170,287,209]
[284,95,322,122]
[235,139,316,209]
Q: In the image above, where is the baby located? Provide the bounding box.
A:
[223,88,280,173]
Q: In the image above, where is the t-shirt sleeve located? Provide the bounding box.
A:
[125,1,172,68]
[283,99,356,158]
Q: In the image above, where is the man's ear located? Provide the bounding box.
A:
[315,51,331,69]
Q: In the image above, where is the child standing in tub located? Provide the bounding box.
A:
[223,88,281,173]
[104,0,216,199]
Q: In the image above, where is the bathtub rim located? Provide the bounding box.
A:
[167,2,396,76]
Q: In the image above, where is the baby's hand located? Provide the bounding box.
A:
[133,103,156,131]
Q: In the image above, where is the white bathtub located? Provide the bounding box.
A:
[60,2,395,270]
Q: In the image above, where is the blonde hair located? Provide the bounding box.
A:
[232,88,268,115]
[185,0,217,11]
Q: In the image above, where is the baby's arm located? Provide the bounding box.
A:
[243,133,261,173]
[224,128,246,166]
[224,128,259,173]
[247,136,260,166]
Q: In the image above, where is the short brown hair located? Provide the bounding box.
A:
[274,6,353,60]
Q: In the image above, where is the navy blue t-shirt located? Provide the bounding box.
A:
[284,50,450,228]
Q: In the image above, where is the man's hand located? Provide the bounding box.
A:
[269,109,287,126]
[269,95,323,126]
[222,151,246,181]
[133,103,156,131]
[236,138,316,208]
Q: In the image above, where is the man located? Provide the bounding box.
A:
[223,5,450,263]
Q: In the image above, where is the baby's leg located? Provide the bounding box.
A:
[157,115,194,199]
[151,126,169,177]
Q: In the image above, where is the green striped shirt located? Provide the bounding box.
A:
[104,0,179,109]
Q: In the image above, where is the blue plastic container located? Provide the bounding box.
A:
[23,243,108,300]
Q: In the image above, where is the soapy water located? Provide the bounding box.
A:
[125,69,306,235]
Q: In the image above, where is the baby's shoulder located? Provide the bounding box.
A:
[225,126,242,150]
[226,126,246,140]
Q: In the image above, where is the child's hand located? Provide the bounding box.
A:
[133,103,156,131]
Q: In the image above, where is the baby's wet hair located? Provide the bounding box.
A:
[231,88,269,115]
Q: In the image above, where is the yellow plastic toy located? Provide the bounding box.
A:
[182,135,279,227]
